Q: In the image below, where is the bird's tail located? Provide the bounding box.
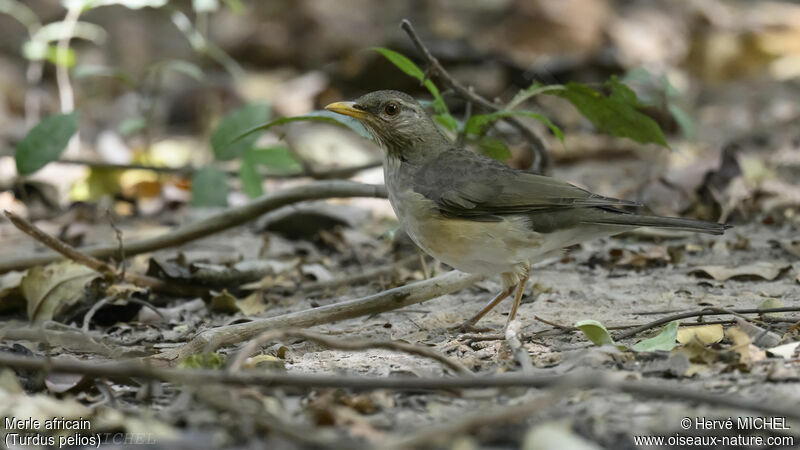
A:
[585,210,732,235]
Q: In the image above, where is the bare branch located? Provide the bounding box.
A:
[400,19,551,173]
[229,329,472,375]
[1,352,797,421]
[616,306,800,340]
[159,270,485,361]
[0,181,387,273]
[4,210,206,298]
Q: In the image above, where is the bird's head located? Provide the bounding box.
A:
[325,90,448,159]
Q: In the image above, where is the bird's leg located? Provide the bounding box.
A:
[505,268,531,327]
[451,285,516,332]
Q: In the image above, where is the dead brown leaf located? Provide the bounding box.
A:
[726,326,767,368]
[677,324,724,345]
[21,261,100,323]
[690,261,790,281]
[767,342,800,360]
[612,246,670,268]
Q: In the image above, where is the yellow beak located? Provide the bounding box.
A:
[324,101,367,119]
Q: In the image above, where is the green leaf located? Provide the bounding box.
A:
[23,42,77,67]
[575,319,618,347]
[249,146,301,172]
[150,59,205,81]
[667,104,695,139]
[758,298,785,319]
[238,151,262,198]
[554,81,668,147]
[15,111,79,175]
[211,103,271,161]
[607,77,638,104]
[505,83,565,110]
[178,352,225,369]
[465,110,564,145]
[372,47,425,82]
[662,75,681,98]
[632,320,678,352]
[223,0,243,13]
[477,136,511,161]
[621,67,653,85]
[45,45,76,68]
[372,47,450,116]
[230,110,370,147]
[118,117,147,136]
[73,64,136,86]
[191,166,228,207]
[434,114,459,133]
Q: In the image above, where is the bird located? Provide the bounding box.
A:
[326,90,730,331]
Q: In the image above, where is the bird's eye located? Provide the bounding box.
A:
[384,102,399,116]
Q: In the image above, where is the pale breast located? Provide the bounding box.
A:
[387,187,544,276]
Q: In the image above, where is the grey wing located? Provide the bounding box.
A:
[413,149,640,221]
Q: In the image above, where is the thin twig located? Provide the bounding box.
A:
[616,306,800,340]
[106,210,126,279]
[0,181,387,273]
[4,211,206,298]
[229,329,471,375]
[297,254,418,294]
[400,19,551,173]
[456,97,473,147]
[533,315,574,331]
[1,352,798,420]
[159,270,485,361]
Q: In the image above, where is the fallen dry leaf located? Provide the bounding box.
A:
[209,290,239,314]
[690,261,790,281]
[21,261,100,323]
[674,340,720,366]
[677,324,724,345]
[767,342,800,360]
[523,419,603,450]
[733,317,782,348]
[45,373,87,394]
[0,271,25,314]
[242,354,285,371]
[0,369,23,393]
[726,327,767,368]
[775,239,800,258]
[237,291,269,315]
[612,245,670,268]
